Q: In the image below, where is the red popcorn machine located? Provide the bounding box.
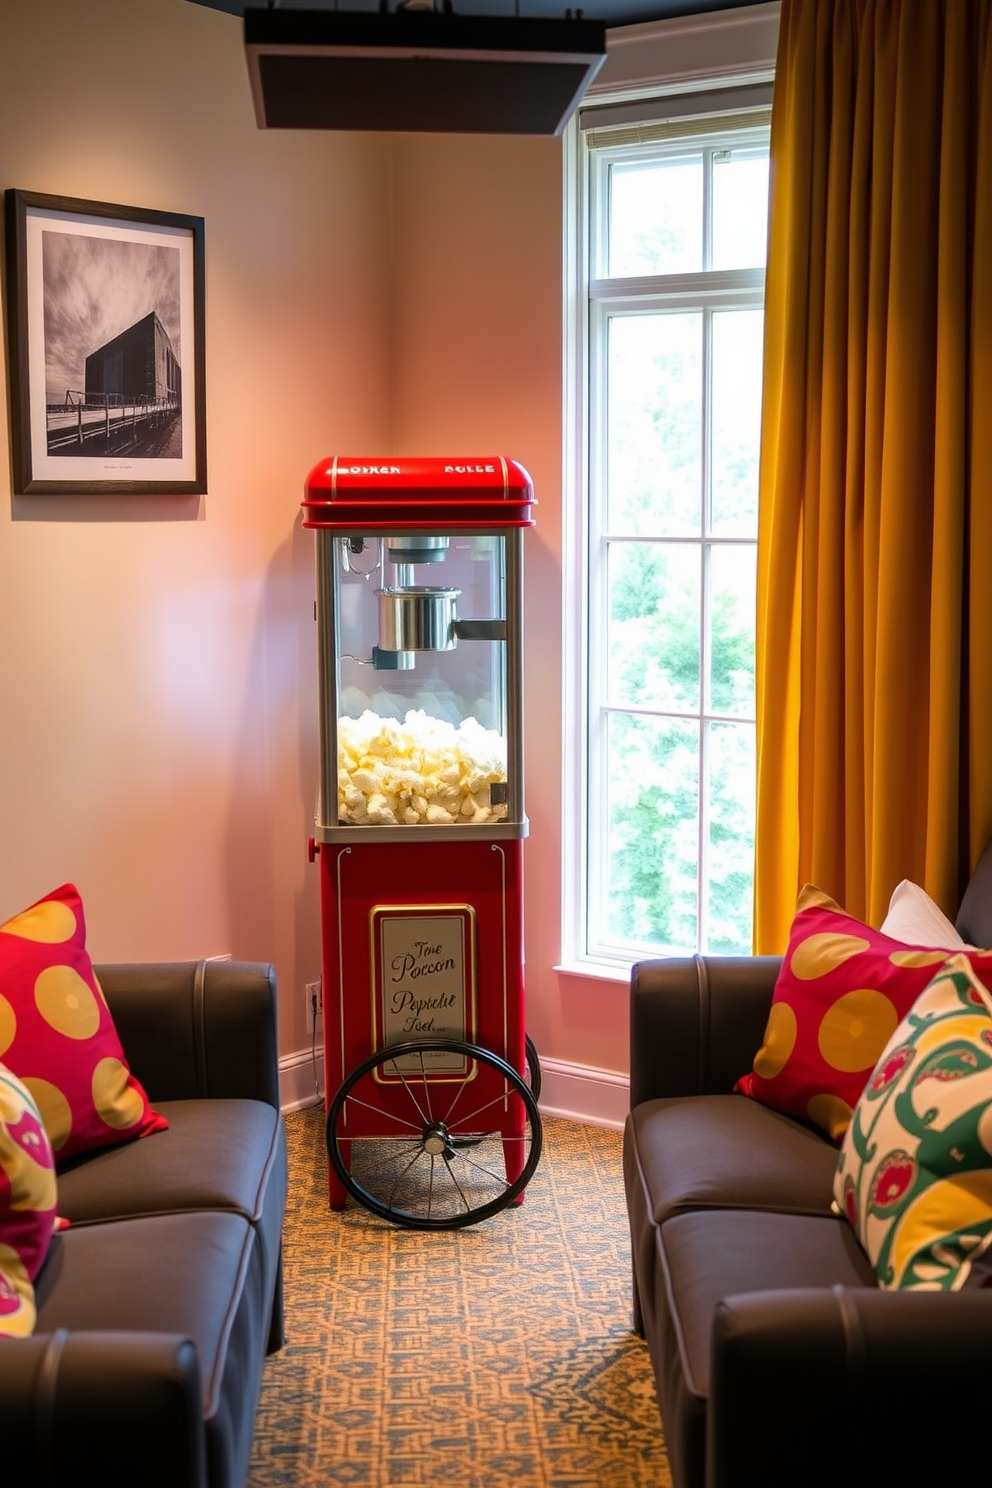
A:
[303,456,542,1229]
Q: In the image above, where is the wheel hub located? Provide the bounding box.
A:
[422,1122,451,1157]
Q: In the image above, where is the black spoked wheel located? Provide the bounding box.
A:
[327,1039,543,1230]
[524,1033,542,1102]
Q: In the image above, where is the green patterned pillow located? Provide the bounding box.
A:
[834,953,992,1291]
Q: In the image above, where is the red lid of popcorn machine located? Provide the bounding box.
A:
[302,456,536,530]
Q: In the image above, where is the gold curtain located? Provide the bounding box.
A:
[755,0,992,952]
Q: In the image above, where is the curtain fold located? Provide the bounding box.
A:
[755,0,992,952]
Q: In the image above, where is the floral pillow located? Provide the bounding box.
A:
[834,954,992,1290]
[0,1061,58,1337]
[0,884,167,1161]
[735,886,950,1142]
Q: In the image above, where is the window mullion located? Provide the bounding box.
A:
[699,303,713,946]
[699,555,711,951]
[589,536,611,952]
[702,145,713,271]
[590,267,765,304]
[586,296,610,955]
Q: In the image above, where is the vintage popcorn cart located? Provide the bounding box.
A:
[303,456,542,1229]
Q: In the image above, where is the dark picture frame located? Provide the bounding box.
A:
[4,189,206,495]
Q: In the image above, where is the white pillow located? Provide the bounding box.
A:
[880,879,967,949]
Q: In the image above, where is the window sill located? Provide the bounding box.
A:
[554,959,631,984]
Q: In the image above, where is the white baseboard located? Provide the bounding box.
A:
[279,1046,324,1113]
[279,1047,628,1130]
[535,1056,629,1131]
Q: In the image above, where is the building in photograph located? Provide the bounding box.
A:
[84,309,180,408]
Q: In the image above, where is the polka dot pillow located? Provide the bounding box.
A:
[834,954,992,1290]
[735,886,951,1142]
[0,1061,58,1336]
[0,884,167,1161]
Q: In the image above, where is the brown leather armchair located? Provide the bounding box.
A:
[0,959,287,1488]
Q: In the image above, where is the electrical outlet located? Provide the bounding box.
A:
[305,979,322,1036]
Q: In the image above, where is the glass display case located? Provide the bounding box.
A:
[304,456,532,841]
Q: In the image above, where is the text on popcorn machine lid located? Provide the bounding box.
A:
[301,455,536,531]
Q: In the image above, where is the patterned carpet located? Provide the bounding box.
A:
[248,1105,672,1488]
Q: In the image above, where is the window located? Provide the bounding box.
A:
[566,99,771,968]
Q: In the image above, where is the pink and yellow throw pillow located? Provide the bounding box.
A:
[834,954,992,1290]
[0,1061,57,1337]
[736,886,951,1142]
[0,884,167,1162]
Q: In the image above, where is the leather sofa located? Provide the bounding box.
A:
[624,851,992,1488]
[0,959,288,1488]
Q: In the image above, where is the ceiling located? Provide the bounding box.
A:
[186,0,768,40]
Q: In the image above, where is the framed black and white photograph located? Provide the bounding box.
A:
[4,189,206,495]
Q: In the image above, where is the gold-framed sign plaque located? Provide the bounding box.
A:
[371,905,477,1075]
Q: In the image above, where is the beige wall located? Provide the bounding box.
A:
[0,0,392,1063]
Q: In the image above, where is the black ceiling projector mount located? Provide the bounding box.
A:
[244,2,607,135]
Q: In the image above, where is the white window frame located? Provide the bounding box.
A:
[559,11,777,981]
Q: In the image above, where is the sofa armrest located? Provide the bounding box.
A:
[630,955,781,1106]
[707,1286,992,1488]
[94,959,280,1110]
[0,1331,206,1486]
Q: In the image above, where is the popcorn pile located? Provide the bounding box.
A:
[338,709,508,826]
